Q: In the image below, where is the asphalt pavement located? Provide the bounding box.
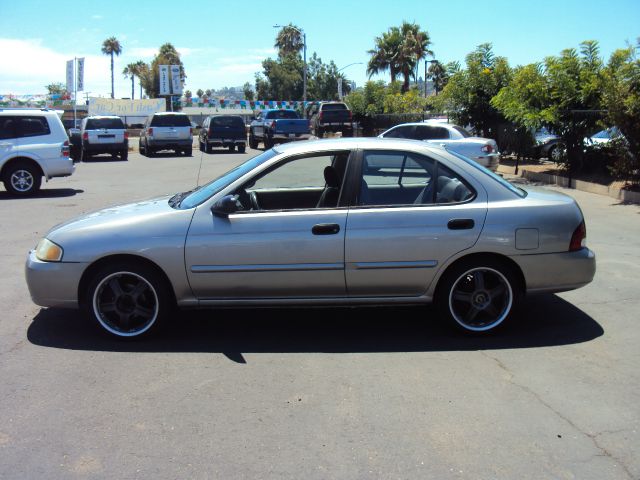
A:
[0,149,638,479]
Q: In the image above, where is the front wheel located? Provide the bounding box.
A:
[3,161,41,196]
[436,259,521,333]
[84,262,172,338]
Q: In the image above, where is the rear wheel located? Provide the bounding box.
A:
[238,145,246,153]
[228,145,235,153]
[84,262,172,339]
[315,127,324,138]
[3,161,41,196]
[436,258,521,333]
[139,141,146,156]
[185,147,192,156]
[121,149,128,161]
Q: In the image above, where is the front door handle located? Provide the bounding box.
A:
[312,223,340,235]
[447,219,475,230]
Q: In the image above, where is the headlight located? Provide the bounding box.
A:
[35,238,63,262]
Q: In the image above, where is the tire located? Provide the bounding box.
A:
[315,127,324,139]
[80,148,89,162]
[139,141,146,156]
[238,145,246,153]
[199,140,204,152]
[435,258,521,333]
[121,149,128,161]
[249,130,258,149]
[205,143,212,154]
[84,261,172,339]
[549,145,563,162]
[3,161,42,196]
[185,148,192,157]
[228,145,235,153]
[264,136,273,150]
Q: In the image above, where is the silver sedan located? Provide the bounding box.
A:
[25,138,596,338]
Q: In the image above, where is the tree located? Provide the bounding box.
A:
[255,53,304,100]
[437,43,512,137]
[367,22,433,92]
[45,82,67,96]
[601,42,640,182]
[122,61,146,100]
[274,24,304,57]
[243,82,254,101]
[426,61,449,94]
[139,43,186,109]
[101,37,122,99]
[196,89,204,98]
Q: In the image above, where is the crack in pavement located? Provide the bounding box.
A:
[481,351,635,479]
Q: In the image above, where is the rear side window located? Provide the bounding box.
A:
[150,115,191,127]
[0,116,18,140]
[212,116,244,128]
[85,118,125,129]
[19,117,51,137]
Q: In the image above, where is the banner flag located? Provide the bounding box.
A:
[77,58,85,92]
[66,59,74,92]
[170,65,182,95]
[159,65,170,95]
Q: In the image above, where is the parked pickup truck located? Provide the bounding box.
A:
[378,120,501,171]
[249,109,310,149]
[307,101,353,138]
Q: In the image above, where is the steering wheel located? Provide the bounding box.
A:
[249,191,261,211]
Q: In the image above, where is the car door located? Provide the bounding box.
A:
[345,149,487,297]
[185,150,353,301]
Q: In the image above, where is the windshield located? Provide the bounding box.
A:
[177,149,279,209]
[447,150,527,198]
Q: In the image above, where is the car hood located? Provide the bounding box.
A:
[46,195,196,260]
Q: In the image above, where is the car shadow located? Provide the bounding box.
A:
[0,188,83,199]
[81,155,127,163]
[142,152,192,158]
[27,294,603,363]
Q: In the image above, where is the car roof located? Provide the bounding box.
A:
[0,108,60,116]
[151,111,188,116]
[271,137,449,156]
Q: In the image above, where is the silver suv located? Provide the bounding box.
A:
[79,115,128,161]
[0,108,75,196]
[139,112,193,157]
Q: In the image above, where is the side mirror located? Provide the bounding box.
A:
[211,195,241,217]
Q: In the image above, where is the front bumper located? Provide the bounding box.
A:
[512,248,596,294]
[25,250,87,308]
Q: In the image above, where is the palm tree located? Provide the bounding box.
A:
[101,37,122,99]
[367,28,402,83]
[274,24,304,57]
[123,60,147,99]
[427,61,448,94]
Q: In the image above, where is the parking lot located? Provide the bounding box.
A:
[1,148,639,479]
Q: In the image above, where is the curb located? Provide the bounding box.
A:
[498,165,640,205]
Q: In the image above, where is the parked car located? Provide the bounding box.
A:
[248,109,310,149]
[378,120,501,171]
[306,101,353,138]
[26,137,595,338]
[1,108,75,196]
[139,112,193,157]
[586,127,622,146]
[72,115,128,161]
[532,128,564,161]
[199,115,246,153]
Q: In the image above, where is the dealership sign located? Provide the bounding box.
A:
[89,98,166,117]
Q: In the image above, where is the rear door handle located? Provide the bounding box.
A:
[312,223,340,235]
[447,219,475,230]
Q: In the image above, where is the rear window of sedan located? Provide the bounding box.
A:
[212,116,244,128]
[85,118,125,129]
[150,115,191,127]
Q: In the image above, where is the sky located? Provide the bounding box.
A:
[1,0,639,99]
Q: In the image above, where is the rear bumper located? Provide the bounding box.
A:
[148,139,193,149]
[270,133,311,142]
[206,137,246,147]
[319,123,353,133]
[45,157,76,179]
[512,248,596,294]
[475,154,500,172]
[83,141,128,154]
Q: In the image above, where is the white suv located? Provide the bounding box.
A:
[0,109,75,196]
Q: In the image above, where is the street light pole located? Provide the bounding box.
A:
[274,25,307,103]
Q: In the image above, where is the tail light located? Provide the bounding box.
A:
[82,132,88,141]
[147,127,153,136]
[189,127,193,136]
[266,120,276,131]
[62,140,70,157]
[319,111,324,122]
[569,220,586,251]
[481,144,494,153]
[348,110,352,122]
[124,132,129,140]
